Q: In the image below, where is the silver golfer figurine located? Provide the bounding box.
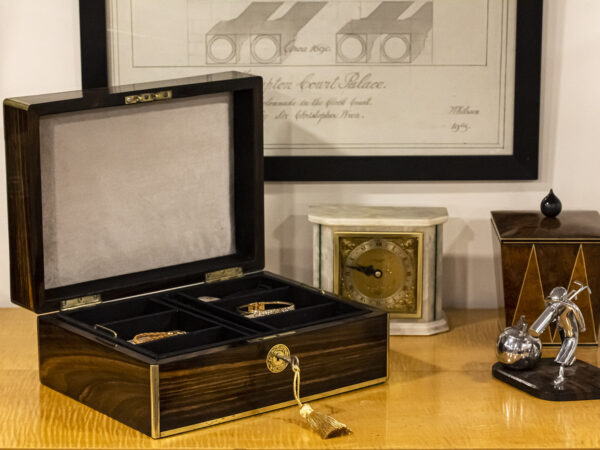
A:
[529,281,591,386]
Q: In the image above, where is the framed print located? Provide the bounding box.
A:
[79,0,543,181]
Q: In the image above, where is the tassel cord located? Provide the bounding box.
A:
[292,357,303,408]
[275,352,303,407]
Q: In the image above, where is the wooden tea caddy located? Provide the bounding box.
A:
[3,72,388,438]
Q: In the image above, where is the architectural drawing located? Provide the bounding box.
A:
[108,0,515,157]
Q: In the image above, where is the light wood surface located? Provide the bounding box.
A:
[2,308,600,449]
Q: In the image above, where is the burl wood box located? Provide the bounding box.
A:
[491,210,600,345]
[3,72,388,438]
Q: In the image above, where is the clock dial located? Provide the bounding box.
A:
[337,234,422,317]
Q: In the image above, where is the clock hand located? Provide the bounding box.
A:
[347,264,383,278]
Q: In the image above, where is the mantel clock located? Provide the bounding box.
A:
[309,205,449,335]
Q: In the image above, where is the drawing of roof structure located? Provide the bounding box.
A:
[336,1,433,63]
[206,2,326,64]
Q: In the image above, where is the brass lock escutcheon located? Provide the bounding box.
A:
[266,344,290,373]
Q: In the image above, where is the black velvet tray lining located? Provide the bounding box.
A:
[208,287,323,311]
[59,276,365,359]
[101,310,234,341]
[68,297,171,325]
[164,292,276,333]
[181,276,289,299]
[256,303,337,327]
[102,309,247,355]
[140,326,242,354]
[178,283,361,329]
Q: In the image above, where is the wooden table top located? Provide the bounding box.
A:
[2,307,600,449]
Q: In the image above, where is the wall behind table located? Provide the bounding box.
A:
[0,1,598,308]
[0,0,82,308]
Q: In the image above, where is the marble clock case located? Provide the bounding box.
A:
[3,73,388,438]
[309,205,448,335]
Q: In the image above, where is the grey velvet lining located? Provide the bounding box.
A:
[40,93,235,289]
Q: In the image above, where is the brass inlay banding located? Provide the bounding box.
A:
[3,98,31,111]
[150,365,160,438]
[158,377,387,438]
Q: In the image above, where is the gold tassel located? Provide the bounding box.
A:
[298,404,350,439]
[288,355,352,439]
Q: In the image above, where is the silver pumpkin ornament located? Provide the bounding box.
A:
[496,315,542,370]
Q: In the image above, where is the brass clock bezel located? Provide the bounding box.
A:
[333,231,423,318]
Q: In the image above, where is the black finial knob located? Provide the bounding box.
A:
[541,189,562,218]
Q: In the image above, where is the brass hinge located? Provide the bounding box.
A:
[60,294,101,311]
[205,267,243,283]
[124,90,172,105]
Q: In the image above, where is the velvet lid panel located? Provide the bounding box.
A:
[40,93,235,289]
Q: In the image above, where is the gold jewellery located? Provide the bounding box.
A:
[237,301,295,319]
[131,330,187,344]
[93,324,188,345]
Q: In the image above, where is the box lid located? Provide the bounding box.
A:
[4,72,264,313]
[491,210,600,241]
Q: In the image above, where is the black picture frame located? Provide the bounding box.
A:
[79,0,543,181]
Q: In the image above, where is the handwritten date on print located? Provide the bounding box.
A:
[451,122,471,133]
[449,105,477,133]
[285,43,331,55]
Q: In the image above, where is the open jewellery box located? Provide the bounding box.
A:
[3,72,388,438]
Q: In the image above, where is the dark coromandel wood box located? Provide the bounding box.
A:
[3,72,388,438]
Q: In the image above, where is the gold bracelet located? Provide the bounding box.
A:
[237,301,295,319]
[131,330,187,344]
[197,296,220,302]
